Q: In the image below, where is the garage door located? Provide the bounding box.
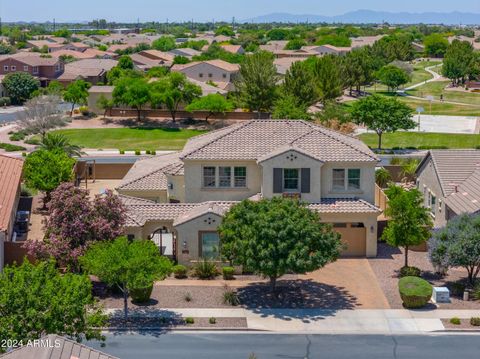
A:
[334,225,366,257]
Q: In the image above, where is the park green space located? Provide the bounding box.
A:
[49,128,207,151]
[359,132,480,149]
[406,80,480,105]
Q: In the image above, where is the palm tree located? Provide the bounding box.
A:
[400,159,420,183]
[375,167,392,188]
[39,133,84,157]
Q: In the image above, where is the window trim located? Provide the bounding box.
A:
[3,65,8,71]
[202,165,247,189]
[23,65,29,71]
[332,168,362,192]
[202,166,216,188]
[332,169,346,191]
[218,166,232,188]
[283,168,300,192]
[11,65,16,71]
[198,231,220,259]
[347,168,361,191]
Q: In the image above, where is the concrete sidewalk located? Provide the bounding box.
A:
[105,308,480,334]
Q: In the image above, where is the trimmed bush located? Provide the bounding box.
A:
[135,150,141,156]
[79,106,89,116]
[209,317,216,324]
[472,283,480,301]
[129,283,153,303]
[24,138,41,145]
[145,150,151,155]
[185,317,194,324]
[450,317,461,325]
[222,266,235,280]
[193,259,218,280]
[9,132,26,141]
[470,317,480,326]
[399,266,421,278]
[151,150,156,155]
[398,276,433,309]
[0,143,26,152]
[119,150,125,155]
[173,264,188,279]
[0,97,11,106]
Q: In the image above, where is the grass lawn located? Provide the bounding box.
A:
[406,80,480,106]
[359,132,480,150]
[50,128,208,150]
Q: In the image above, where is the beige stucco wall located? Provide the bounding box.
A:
[183,160,262,203]
[166,174,186,203]
[173,63,237,84]
[320,162,376,204]
[260,150,323,202]
[175,212,223,265]
[416,157,446,228]
[117,189,168,203]
[88,88,113,115]
[0,232,4,272]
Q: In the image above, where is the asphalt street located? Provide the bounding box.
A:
[86,332,480,359]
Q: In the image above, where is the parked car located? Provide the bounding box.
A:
[15,210,30,234]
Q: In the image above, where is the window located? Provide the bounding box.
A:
[333,223,347,228]
[430,192,437,216]
[199,73,203,78]
[283,168,299,191]
[3,65,8,71]
[23,65,28,71]
[332,169,345,190]
[203,166,216,187]
[218,166,231,187]
[222,73,227,79]
[55,64,60,72]
[234,166,247,188]
[208,73,212,78]
[32,66,39,74]
[348,169,361,190]
[200,232,220,258]
[11,65,16,71]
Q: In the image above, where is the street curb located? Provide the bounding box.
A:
[102,327,263,332]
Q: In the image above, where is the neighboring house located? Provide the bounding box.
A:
[448,35,480,51]
[259,40,289,53]
[25,40,65,52]
[129,50,175,70]
[137,50,175,63]
[306,44,352,56]
[57,58,117,85]
[220,44,245,55]
[0,75,6,97]
[412,42,426,53]
[416,150,480,228]
[50,48,115,60]
[87,85,115,114]
[274,57,307,75]
[171,59,240,91]
[169,47,202,59]
[0,155,23,271]
[0,53,64,86]
[350,35,385,49]
[117,120,381,264]
[0,334,119,359]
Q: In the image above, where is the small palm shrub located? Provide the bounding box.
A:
[398,276,433,309]
[173,264,188,279]
[448,282,466,297]
[184,292,192,302]
[223,285,240,306]
[193,259,218,280]
[399,266,421,278]
[470,317,480,326]
[471,283,480,300]
[450,317,461,325]
[222,266,235,280]
[375,167,391,188]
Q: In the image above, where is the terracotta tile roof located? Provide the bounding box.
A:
[220,44,243,54]
[139,50,175,62]
[180,120,377,162]
[444,168,480,215]
[308,198,381,214]
[130,53,172,68]
[0,155,23,232]
[0,52,60,66]
[417,150,480,196]
[173,201,235,226]
[171,59,240,73]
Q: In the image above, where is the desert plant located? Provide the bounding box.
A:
[129,283,154,303]
[119,150,125,155]
[20,184,36,197]
[399,266,421,278]
[398,276,433,309]
[185,317,194,324]
[223,285,240,306]
[151,150,156,155]
[193,259,218,280]
[375,167,391,188]
[9,131,26,141]
[0,97,11,106]
[470,317,480,326]
[449,282,466,297]
[472,283,480,300]
[173,264,188,279]
[184,292,192,302]
[24,138,41,145]
[135,150,141,155]
[209,317,216,324]
[450,317,461,325]
[222,266,235,280]
[0,143,27,152]
[79,106,89,116]
[145,150,151,155]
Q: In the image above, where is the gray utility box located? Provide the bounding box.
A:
[432,287,450,303]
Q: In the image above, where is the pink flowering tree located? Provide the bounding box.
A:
[25,183,126,271]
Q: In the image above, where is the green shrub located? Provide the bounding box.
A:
[470,317,480,326]
[0,97,11,106]
[399,266,421,278]
[129,283,153,303]
[223,286,240,306]
[193,259,218,280]
[145,150,151,155]
[398,276,433,309]
[450,317,461,325]
[184,292,192,302]
[172,264,188,279]
[151,150,156,155]
[135,150,141,155]
[9,132,26,141]
[449,282,466,297]
[0,143,26,152]
[20,184,36,197]
[79,106,89,116]
[185,317,194,324]
[119,149,125,155]
[24,138,41,145]
[472,283,480,300]
[209,317,216,324]
[21,152,27,157]
[222,266,235,280]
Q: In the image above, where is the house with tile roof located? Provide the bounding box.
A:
[117,120,381,264]
[0,155,24,271]
[416,150,480,228]
[0,53,64,86]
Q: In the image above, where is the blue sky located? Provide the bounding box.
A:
[1,0,479,22]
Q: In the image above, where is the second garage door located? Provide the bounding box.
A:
[334,223,367,257]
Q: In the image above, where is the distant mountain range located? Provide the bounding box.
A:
[244,10,480,25]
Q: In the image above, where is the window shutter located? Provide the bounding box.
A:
[273,168,283,193]
[301,168,310,193]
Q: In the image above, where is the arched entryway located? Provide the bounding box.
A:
[149,227,175,259]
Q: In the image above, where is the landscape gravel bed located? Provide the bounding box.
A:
[108,317,247,329]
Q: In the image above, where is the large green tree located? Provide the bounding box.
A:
[282,60,317,107]
[442,40,477,86]
[311,55,344,104]
[3,72,40,105]
[113,77,151,120]
[344,48,375,95]
[423,33,449,58]
[429,213,480,286]
[272,95,310,120]
[235,51,279,112]
[152,36,176,51]
[350,95,415,149]
[0,260,106,352]
[185,93,234,122]
[218,197,342,292]
[382,186,433,268]
[23,149,75,207]
[63,79,91,116]
[376,65,410,92]
[150,72,202,122]
[81,237,172,319]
